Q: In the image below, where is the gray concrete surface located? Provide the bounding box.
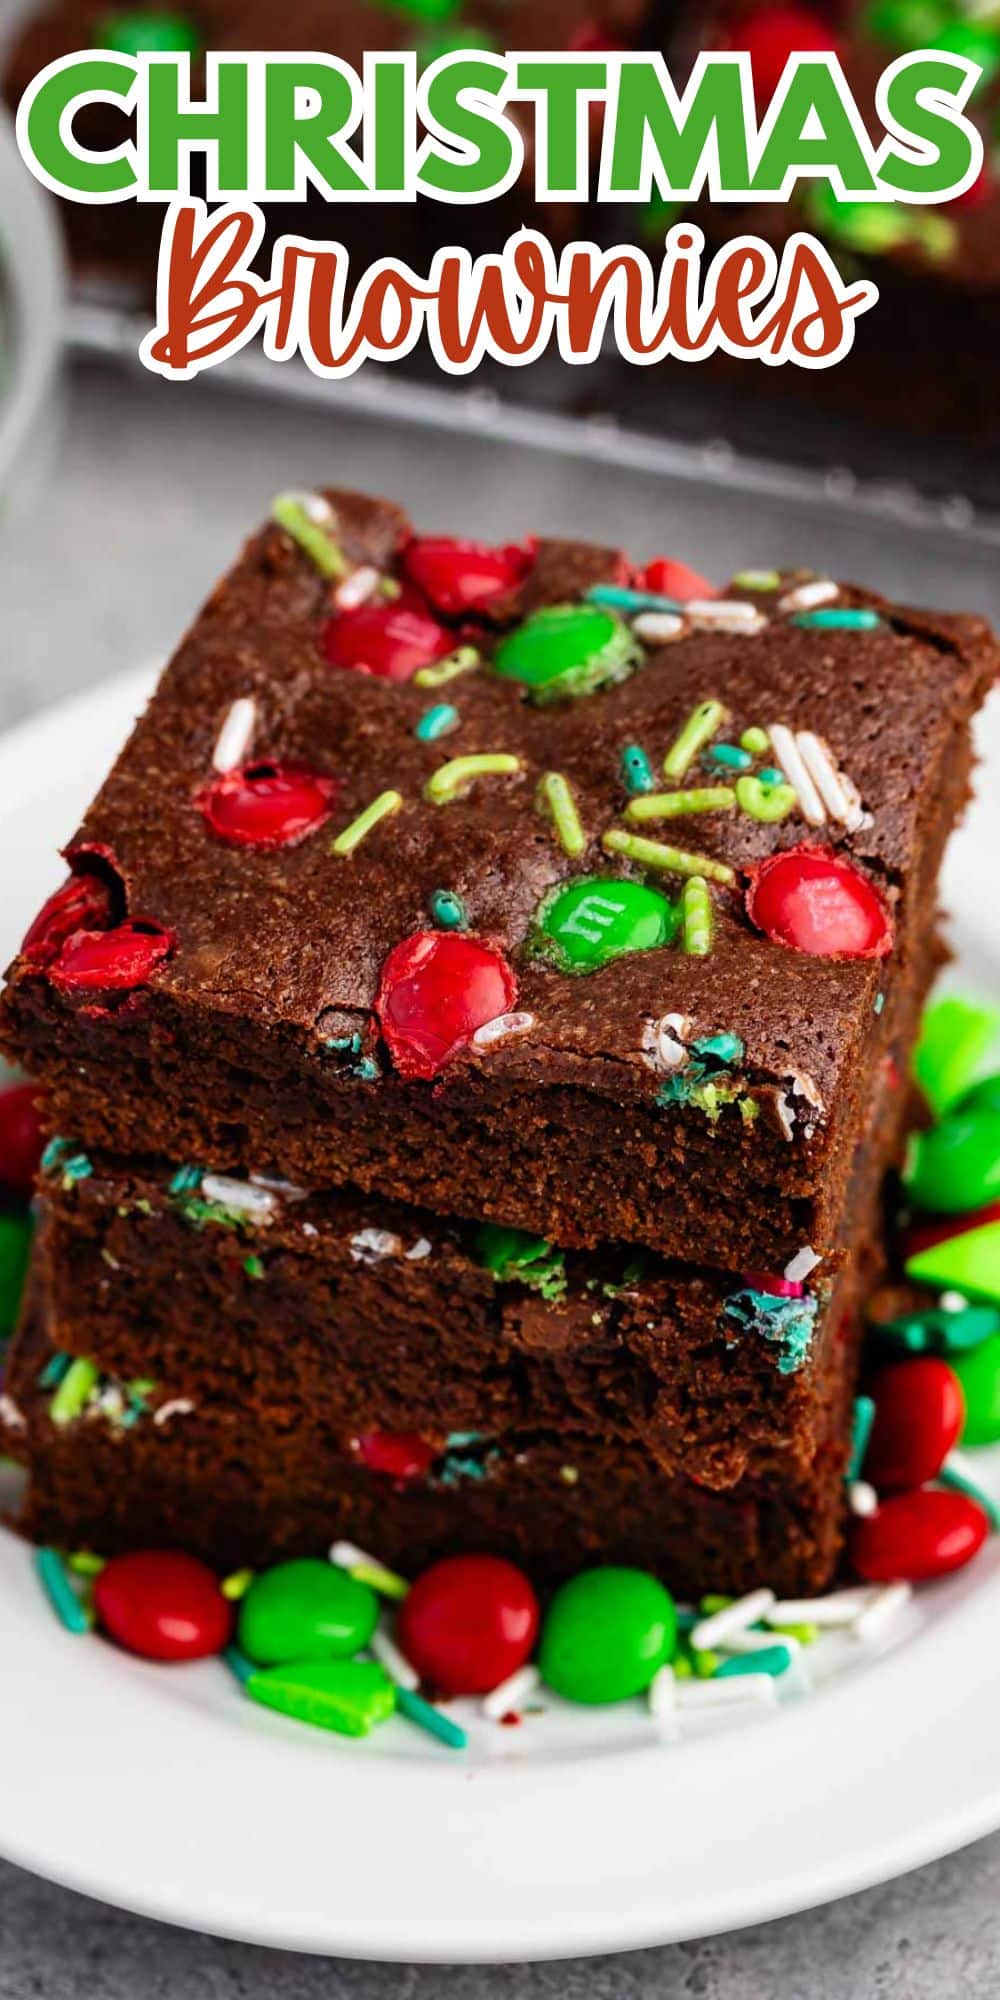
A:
[1,356,998,1991]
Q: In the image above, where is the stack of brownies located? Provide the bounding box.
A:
[1,488,996,1597]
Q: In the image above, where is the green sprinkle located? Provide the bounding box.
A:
[704,743,752,772]
[736,774,798,823]
[428,888,467,930]
[425,753,521,805]
[64,1550,105,1577]
[413,645,480,688]
[415,703,459,743]
[396,1686,468,1749]
[271,492,347,579]
[537,771,587,858]
[847,1395,876,1481]
[35,1548,92,1634]
[937,1459,1000,1532]
[620,744,655,795]
[732,570,780,592]
[626,787,735,821]
[698,1595,732,1615]
[663,699,728,780]
[740,726,770,754]
[330,789,403,855]
[49,1357,99,1427]
[602,828,735,885]
[791,608,882,631]
[221,1568,255,1601]
[682,876,714,956]
[770,1621,818,1645]
[243,1254,265,1280]
[691,1647,720,1678]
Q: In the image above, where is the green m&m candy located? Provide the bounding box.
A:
[863,0,950,49]
[536,875,678,972]
[0,1212,32,1339]
[491,605,639,703]
[903,1110,1000,1214]
[956,1072,1000,1120]
[96,8,201,55]
[954,1333,1000,1447]
[238,1558,378,1666]
[539,1566,677,1704]
[246,1658,396,1737]
[914,1000,1000,1118]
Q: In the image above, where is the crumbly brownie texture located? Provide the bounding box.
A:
[3,491,993,1270]
[2,1289,856,1596]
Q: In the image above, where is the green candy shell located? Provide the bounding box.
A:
[906,1220,1000,1304]
[536,875,678,973]
[954,1334,1000,1447]
[956,1072,1000,1120]
[239,1558,378,1666]
[539,1566,676,1705]
[492,605,639,703]
[0,1212,32,1339]
[913,999,1000,1118]
[903,1110,1000,1214]
[96,7,201,54]
[246,1658,396,1736]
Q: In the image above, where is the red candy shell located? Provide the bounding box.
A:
[322,601,451,682]
[745,846,893,959]
[851,1488,988,1584]
[401,537,535,616]
[375,930,518,1081]
[636,557,715,602]
[355,1431,436,1481]
[865,1359,964,1492]
[49,919,175,994]
[0,1082,44,1203]
[397,1554,539,1696]
[727,5,837,101]
[94,1551,233,1661]
[21,871,114,967]
[197,761,337,848]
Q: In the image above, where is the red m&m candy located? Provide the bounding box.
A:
[375,930,517,1080]
[726,5,837,102]
[401,537,535,616]
[49,918,175,994]
[635,557,715,602]
[746,846,893,959]
[851,1488,989,1583]
[865,1358,964,1492]
[21,870,114,967]
[197,761,337,848]
[322,601,451,681]
[397,1554,539,1695]
[355,1431,436,1481]
[0,1083,43,1204]
[94,1551,233,1661]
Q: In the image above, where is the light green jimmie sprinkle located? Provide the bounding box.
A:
[663,700,728,780]
[740,726,770,755]
[414,645,480,689]
[425,753,521,806]
[330,790,403,856]
[50,1357,100,1427]
[626,787,735,822]
[736,774,797,823]
[537,771,586,858]
[602,828,735,885]
[682,876,714,956]
[732,570,780,592]
[271,492,347,580]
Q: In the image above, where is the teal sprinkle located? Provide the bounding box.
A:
[723,1289,820,1375]
[327,1033,379,1081]
[871,1303,999,1358]
[437,1448,498,1488]
[874,992,886,1016]
[356,1057,380,1082]
[35,1548,91,1635]
[584,584,683,616]
[415,703,459,743]
[60,1152,92,1184]
[938,1461,1000,1533]
[704,743,752,772]
[792,607,882,631]
[40,1137,71,1175]
[847,1395,876,1480]
[396,1686,468,1750]
[657,1032,746,1120]
[620,744,655,795]
[38,1352,71,1390]
[444,1430,487,1449]
[224,1644,256,1687]
[692,1031,744,1067]
[168,1165,203,1195]
[757,766,785,789]
[428,888,467,930]
[715,1644,793,1680]
[329,1033,362,1055]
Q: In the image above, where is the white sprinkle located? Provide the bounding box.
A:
[370,1625,419,1691]
[848,1480,879,1518]
[0,1392,25,1433]
[647,1663,678,1728]
[405,1236,433,1260]
[687,598,764,629]
[768,723,826,826]
[778,578,839,613]
[796,731,866,833]
[643,1011,692,1073]
[785,1067,825,1113]
[334,564,380,611]
[691,1588,775,1652]
[784,1245,819,1283]
[765,1588,874,1629]
[153,1397,195,1427]
[211,696,256,773]
[472,1011,535,1048]
[350,1228,403,1264]
[677,1674,777,1710]
[290,488,335,524]
[940,1291,969,1313]
[716,1627,801,1659]
[775,1092,796,1141]
[249,1172,309,1200]
[853,1581,912,1644]
[632,611,685,644]
[201,1175,277,1220]
[481,1663,541,1721]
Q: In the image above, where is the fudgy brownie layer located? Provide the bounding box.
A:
[2,1305,855,1597]
[3,490,992,1265]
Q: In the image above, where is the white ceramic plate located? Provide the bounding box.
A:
[3,667,1000,1964]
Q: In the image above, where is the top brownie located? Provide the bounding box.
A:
[2,488,995,1267]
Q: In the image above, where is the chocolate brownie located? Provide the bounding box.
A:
[2,489,993,1268]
